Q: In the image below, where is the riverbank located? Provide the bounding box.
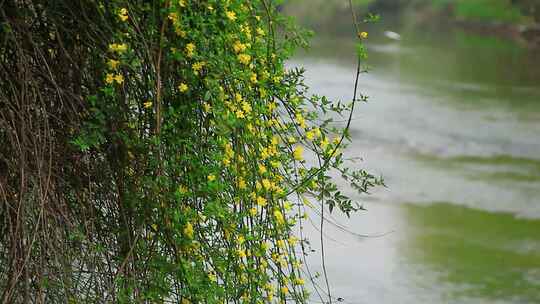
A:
[283,0,540,49]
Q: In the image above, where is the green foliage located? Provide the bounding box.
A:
[0,0,382,303]
[429,0,525,23]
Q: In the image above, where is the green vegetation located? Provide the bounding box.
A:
[430,0,525,23]
[0,0,380,303]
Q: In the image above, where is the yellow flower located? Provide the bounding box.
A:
[238,178,247,190]
[258,164,267,174]
[105,73,114,84]
[168,12,178,22]
[305,130,315,141]
[235,110,245,119]
[117,43,127,53]
[179,185,188,194]
[359,31,368,39]
[256,196,267,207]
[108,59,120,70]
[225,11,236,21]
[185,43,196,58]
[114,74,124,84]
[233,41,246,53]
[294,278,305,285]
[295,112,306,129]
[203,103,211,112]
[109,43,128,53]
[283,201,292,211]
[207,174,216,182]
[250,72,257,83]
[241,102,252,114]
[237,53,251,65]
[320,137,329,150]
[143,100,153,108]
[256,27,265,36]
[118,8,128,22]
[183,222,194,239]
[293,146,304,161]
[178,82,188,92]
[261,179,271,190]
[249,207,257,216]
[287,136,296,144]
[280,286,289,295]
[237,249,246,258]
[277,239,286,249]
[192,61,205,73]
[288,236,298,246]
[273,210,284,225]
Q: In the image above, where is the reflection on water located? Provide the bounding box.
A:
[288,5,540,304]
[404,203,540,303]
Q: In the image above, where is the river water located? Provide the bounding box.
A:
[289,11,540,304]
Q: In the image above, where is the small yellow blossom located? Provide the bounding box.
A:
[237,249,246,258]
[225,11,237,21]
[249,207,257,216]
[256,196,267,207]
[359,31,368,39]
[192,61,205,73]
[179,0,186,7]
[233,41,246,53]
[179,185,188,194]
[256,27,265,36]
[237,53,251,65]
[238,178,247,189]
[185,43,196,58]
[105,73,114,84]
[203,103,211,112]
[114,74,124,84]
[109,43,127,53]
[261,179,271,190]
[258,164,267,174]
[305,130,315,141]
[178,82,188,92]
[241,102,252,114]
[320,137,329,149]
[183,222,194,239]
[108,59,120,70]
[288,236,298,246]
[295,112,306,129]
[250,73,258,83]
[207,174,216,182]
[293,146,304,161]
[118,8,128,22]
[294,278,305,285]
[280,286,289,295]
[273,209,284,225]
[235,110,245,119]
[143,100,153,108]
[168,12,178,22]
